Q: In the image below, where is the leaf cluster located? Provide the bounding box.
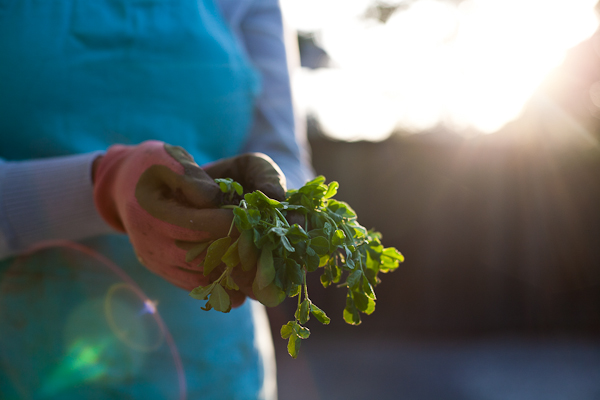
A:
[188,176,404,358]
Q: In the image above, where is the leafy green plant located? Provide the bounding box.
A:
[188,176,404,358]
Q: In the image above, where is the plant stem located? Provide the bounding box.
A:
[275,209,290,227]
[303,269,309,300]
[226,218,236,237]
[214,267,229,285]
[296,280,303,316]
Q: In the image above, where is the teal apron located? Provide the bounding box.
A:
[0,1,272,399]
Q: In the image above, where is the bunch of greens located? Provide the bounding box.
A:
[188,176,403,358]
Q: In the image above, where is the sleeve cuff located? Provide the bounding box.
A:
[0,152,118,259]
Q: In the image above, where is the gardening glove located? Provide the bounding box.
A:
[93,141,289,308]
[202,152,286,201]
[93,140,235,292]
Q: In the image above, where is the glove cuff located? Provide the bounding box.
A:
[93,144,132,232]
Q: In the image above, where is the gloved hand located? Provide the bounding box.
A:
[93,140,287,307]
[202,152,286,202]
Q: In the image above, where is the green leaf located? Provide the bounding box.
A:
[253,281,286,308]
[289,284,301,298]
[346,269,362,289]
[209,284,231,313]
[304,175,326,186]
[320,271,331,288]
[280,235,295,253]
[293,323,311,339]
[244,190,283,209]
[189,282,215,300]
[324,181,339,199]
[332,229,346,247]
[300,195,315,210]
[364,296,376,315]
[363,278,376,300]
[203,237,231,276]
[367,242,385,257]
[379,247,404,273]
[343,293,361,325]
[225,274,239,291]
[323,222,333,238]
[255,228,275,249]
[270,226,288,236]
[287,334,302,358]
[308,228,325,239]
[331,261,342,283]
[383,247,405,261]
[352,290,370,312]
[218,181,229,193]
[345,255,355,270]
[221,239,240,269]
[305,246,320,272]
[364,267,381,287]
[256,247,275,290]
[232,181,244,196]
[280,321,295,339]
[348,223,368,238]
[305,251,320,272]
[286,224,309,243]
[310,303,331,325]
[233,207,252,231]
[380,255,400,273]
[367,230,382,241]
[285,259,304,285]
[310,236,329,256]
[296,299,310,324]
[247,209,261,225]
[185,241,210,263]
[322,257,341,286]
[238,230,259,271]
[318,254,330,267]
[293,240,307,257]
[344,245,353,260]
[327,200,357,219]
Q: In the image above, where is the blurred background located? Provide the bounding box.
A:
[268,0,600,398]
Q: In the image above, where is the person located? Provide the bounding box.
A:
[0,0,313,399]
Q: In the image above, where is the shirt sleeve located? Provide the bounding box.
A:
[0,153,117,260]
[216,0,315,190]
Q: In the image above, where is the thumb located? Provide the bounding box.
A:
[136,164,222,215]
[204,153,287,201]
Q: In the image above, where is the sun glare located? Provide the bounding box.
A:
[283,0,599,141]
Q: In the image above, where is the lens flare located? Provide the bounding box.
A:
[104,283,165,352]
[0,240,187,400]
[39,338,111,397]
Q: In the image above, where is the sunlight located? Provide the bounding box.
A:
[283,0,599,141]
[446,0,599,133]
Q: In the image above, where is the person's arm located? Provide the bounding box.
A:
[217,0,315,190]
[0,142,288,307]
[0,153,116,259]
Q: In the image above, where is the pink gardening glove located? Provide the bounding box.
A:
[94,140,230,291]
[93,140,287,307]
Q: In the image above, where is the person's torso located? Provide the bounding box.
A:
[0,0,260,164]
[0,2,273,399]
